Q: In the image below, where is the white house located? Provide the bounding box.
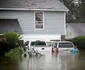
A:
[0,0,68,41]
[66,23,85,40]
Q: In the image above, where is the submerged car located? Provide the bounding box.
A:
[28,40,52,54]
[52,41,74,52]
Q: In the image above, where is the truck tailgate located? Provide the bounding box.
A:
[30,46,52,54]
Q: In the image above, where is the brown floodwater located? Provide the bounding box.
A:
[0,51,85,70]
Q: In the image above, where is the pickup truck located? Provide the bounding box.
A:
[28,40,52,54]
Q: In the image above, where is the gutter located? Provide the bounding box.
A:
[0,8,69,11]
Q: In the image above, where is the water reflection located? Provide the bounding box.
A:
[67,51,85,70]
[0,56,21,70]
[0,51,85,70]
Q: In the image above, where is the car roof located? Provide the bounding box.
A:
[58,41,72,43]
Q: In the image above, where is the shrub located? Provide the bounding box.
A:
[3,32,23,51]
[72,36,85,49]
[5,47,23,57]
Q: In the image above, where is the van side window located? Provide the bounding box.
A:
[59,43,73,48]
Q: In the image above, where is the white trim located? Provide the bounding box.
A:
[64,12,66,35]
[34,11,44,30]
[34,12,35,30]
[0,34,3,35]
[0,8,69,11]
[43,12,44,30]
[22,34,61,41]
[0,18,17,19]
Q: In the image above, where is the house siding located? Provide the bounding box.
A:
[44,11,65,35]
[0,10,65,40]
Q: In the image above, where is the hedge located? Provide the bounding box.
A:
[72,36,85,50]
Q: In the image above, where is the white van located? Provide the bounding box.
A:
[53,41,74,52]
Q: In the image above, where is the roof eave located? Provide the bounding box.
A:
[0,8,69,11]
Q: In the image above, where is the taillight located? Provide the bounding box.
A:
[52,48,54,52]
[56,48,58,52]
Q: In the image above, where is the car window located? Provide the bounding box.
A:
[30,41,46,46]
[54,43,57,48]
[46,42,53,46]
[59,42,73,48]
[25,41,29,46]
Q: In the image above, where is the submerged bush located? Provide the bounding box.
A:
[72,36,85,49]
[5,47,24,57]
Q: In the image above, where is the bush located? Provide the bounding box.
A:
[5,47,23,57]
[3,32,24,50]
[72,36,85,50]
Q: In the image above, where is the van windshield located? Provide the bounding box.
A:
[59,42,73,48]
[30,41,46,46]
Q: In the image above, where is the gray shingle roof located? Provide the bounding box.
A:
[69,23,85,36]
[0,19,23,34]
[0,0,68,11]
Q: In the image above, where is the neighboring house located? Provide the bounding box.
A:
[0,0,68,41]
[66,23,85,40]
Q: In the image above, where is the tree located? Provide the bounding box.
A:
[60,0,85,23]
[60,0,76,22]
[78,0,85,22]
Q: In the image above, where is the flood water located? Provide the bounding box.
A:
[0,51,85,70]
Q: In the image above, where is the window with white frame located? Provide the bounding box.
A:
[35,12,44,29]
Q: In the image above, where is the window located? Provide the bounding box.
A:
[59,43,73,48]
[30,41,46,46]
[54,43,57,48]
[35,12,44,29]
